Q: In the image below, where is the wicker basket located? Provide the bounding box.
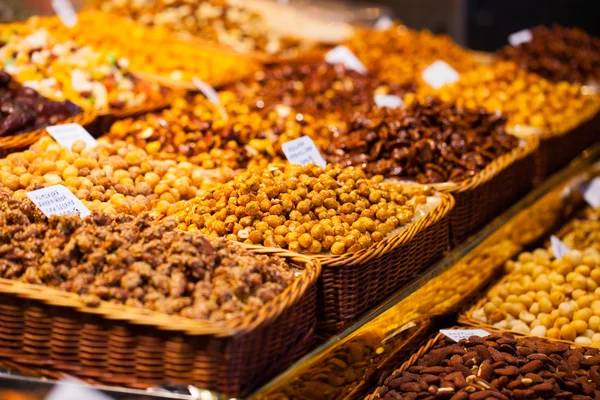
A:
[436,137,539,244]
[0,110,97,158]
[313,193,454,336]
[0,245,320,398]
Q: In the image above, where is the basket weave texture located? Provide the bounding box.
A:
[0,245,320,398]
[314,192,455,335]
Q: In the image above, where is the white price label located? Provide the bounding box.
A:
[47,123,97,151]
[422,61,459,89]
[551,235,571,260]
[193,77,220,106]
[325,46,367,74]
[583,177,600,209]
[440,329,490,342]
[375,16,394,30]
[51,0,78,28]
[374,94,403,109]
[508,29,533,46]
[282,136,326,168]
[45,381,114,400]
[27,185,91,219]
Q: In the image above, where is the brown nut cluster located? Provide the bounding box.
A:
[323,98,518,184]
[0,187,296,323]
[172,163,432,255]
[0,136,233,215]
[435,61,600,133]
[473,246,600,345]
[345,26,478,88]
[373,332,600,400]
[498,25,600,84]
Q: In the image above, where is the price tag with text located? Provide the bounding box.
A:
[551,235,571,260]
[27,185,91,219]
[440,329,490,342]
[374,94,403,109]
[583,177,600,209]
[375,16,394,30]
[422,60,459,89]
[47,123,97,151]
[51,0,78,28]
[282,136,326,168]
[325,46,367,74]
[508,29,532,46]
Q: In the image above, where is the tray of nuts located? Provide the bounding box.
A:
[0,71,97,157]
[366,329,600,399]
[168,163,454,335]
[0,187,320,397]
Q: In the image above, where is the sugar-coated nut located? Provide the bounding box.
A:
[529,325,546,337]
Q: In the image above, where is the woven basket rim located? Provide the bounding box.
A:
[95,87,183,118]
[0,109,97,151]
[315,191,454,267]
[0,244,320,338]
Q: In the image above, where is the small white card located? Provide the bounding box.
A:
[325,45,367,74]
[508,29,533,46]
[422,61,460,89]
[47,123,97,151]
[583,177,600,209]
[551,235,571,260]
[374,94,403,109]
[282,136,326,168]
[375,16,394,30]
[440,329,490,342]
[27,185,91,219]
[51,0,78,28]
[193,77,220,105]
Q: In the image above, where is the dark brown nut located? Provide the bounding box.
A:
[468,390,508,400]
[520,359,545,374]
[495,366,520,377]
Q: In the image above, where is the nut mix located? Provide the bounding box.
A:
[0,29,163,112]
[24,11,261,85]
[0,136,233,215]
[435,61,600,133]
[472,245,600,345]
[0,71,81,137]
[323,98,519,184]
[373,332,600,399]
[0,187,296,323]
[172,163,433,255]
[498,25,600,84]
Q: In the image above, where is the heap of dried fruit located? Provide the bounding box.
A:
[0,187,296,323]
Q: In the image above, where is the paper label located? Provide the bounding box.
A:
[45,381,114,400]
[282,136,326,168]
[583,177,600,209]
[422,61,460,89]
[374,94,403,109]
[375,16,394,30]
[193,77,220,105]
[47,123,97,151]
[27,185,91,219]
[508,29,532,46]
[51,0,78,28]
[440,329,490,342]
[325,46,367,74]
[551,235,571,260]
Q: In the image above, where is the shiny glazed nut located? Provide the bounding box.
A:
[323,98,518,184]
[171,163,432,255]
[0,187,296,323]
[373,332,600,399]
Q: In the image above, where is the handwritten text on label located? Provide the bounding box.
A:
[47,123,97,151]
[440,329,491,342]
[282,136,326,168]
[27,185,91,219]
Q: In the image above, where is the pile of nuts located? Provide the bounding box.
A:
[345,26,478,87]
[0,71,81,137]
[95,0,302,55]
[435,61,600,133]
[472,245,600,345]
[498,25,600,84]
[24,11,260,85]
[323,98,519,184]
[172,163,432,255]
[0,136,233,215]
[372,332,600,399]
[0,187,296,323]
